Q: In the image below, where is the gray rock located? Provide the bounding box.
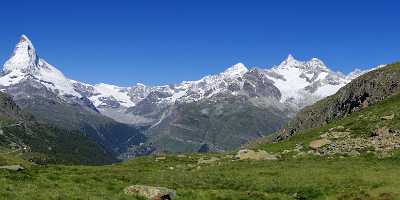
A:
[309,139,331,150]
[0,165,24,171]
[124,185,176,200]
[381,114,395,120]
[235,149,278,160]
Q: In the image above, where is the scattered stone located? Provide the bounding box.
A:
[328,132,351,139]
[235,149,278,161]
[0,165,24,171]
[294,143,304,151]
[282,149,291,154]
[320,133,329,138]
[309,139,331,150]
[186,164,195,168]
[224,154,234,159]
[372,127,389,137]
[381,114,395,120]
[197,157,219,164]
[347,150,360,156]
[124,185,176,200]
[155,156,166,161]
[329,125,345,131]
[293,152,307,158]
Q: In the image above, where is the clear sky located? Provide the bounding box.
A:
[0,0,399,86]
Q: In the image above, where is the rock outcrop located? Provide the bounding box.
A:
[124,185,176,200]
[235,149,278,160]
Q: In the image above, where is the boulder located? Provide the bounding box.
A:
[309,139,331,150]
[235,149,278,161]
[124,185,176,200]
[329,126,345,131]
[0,165,24,171]
[372,127,389,137]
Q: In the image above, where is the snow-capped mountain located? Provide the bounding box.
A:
[0,35,381,154]
[0,35,146,157]
[0,35,377,125]
[76,55,376,124]
[262,54,351,109]
[1,35,80,97]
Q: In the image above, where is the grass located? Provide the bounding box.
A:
[0,153,399,199]
[255,92,400,155]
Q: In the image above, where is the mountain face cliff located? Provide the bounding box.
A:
[0,35,375,155]
[275,62,398,141]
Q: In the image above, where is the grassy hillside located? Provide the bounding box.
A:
[277,62,400,140]
[253,92,400,157]
[0,153,399,199]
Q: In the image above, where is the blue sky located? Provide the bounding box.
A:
[0,0,399,86]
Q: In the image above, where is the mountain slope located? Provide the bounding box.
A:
[0,91,115,165]
[0,35,146,158]
[274,62,400,141]
[251,82,400,160]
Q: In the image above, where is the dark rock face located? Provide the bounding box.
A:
[276,62,400,141]
[243,69,281,99]
[0,91,116,165]
[128,91,170,116]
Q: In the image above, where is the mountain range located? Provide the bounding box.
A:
[0,35,380,158]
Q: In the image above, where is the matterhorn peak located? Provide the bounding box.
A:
[222,62,249,77]
[286,54,295,62]
[3,34,38,74]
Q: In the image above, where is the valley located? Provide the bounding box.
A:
[1,53,400,199]
[0,36,378,158]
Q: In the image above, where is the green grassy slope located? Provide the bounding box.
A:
[278,62,400,140]
[0,153,399,200]
[253,92,400,155]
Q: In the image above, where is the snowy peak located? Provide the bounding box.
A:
[306,58,328,70]
[0,35,80,96]
[277,54,328,71]
[222,62,248,77]
[278,54,302,68]
[3,35,38,74]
